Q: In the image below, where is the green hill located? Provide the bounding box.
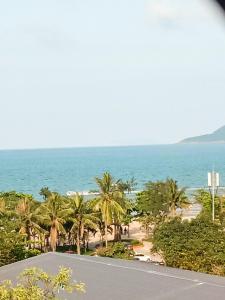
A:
[180,125,225,143]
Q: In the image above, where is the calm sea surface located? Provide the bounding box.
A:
[0,144,225,199]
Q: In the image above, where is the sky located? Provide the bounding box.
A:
[1,0,225,149]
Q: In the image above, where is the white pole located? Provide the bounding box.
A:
[212,171,215,222]
[208,172,212,187]
[208,170,219,222]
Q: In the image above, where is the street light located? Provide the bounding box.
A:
[208,171,220,222]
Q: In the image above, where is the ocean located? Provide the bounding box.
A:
[0,144,224,199]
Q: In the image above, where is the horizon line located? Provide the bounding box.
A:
[0,143,176,152]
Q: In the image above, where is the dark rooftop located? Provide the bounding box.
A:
[0,253,225,300]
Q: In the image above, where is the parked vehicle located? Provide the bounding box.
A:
[133,253,151,262]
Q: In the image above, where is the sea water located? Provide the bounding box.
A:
[0,144,224,199]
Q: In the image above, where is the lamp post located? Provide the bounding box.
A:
[208,171,220,222]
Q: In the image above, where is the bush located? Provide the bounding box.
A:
[25,249,41,258]
[56,245,77,253]
[96,242,134,260]
[10,245,27,262]
[0,219,26,266]
[10,247,41,262]
[130,239,143,246]
[0,267,85,300]
[96,247,114,257]
[153,217,225,276]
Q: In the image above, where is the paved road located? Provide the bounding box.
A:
[0,253,225,299]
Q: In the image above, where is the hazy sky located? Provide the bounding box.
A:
[1,0,225,149]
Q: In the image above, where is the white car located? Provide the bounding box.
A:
[134,253,151,262]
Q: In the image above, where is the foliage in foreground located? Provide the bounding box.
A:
[0,267,85,300]
[153,217,225,276]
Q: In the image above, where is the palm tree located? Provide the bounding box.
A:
[137,213,154,237]
[39,187,51,200]
[166,179,189,217]
[68,194,98,255]
[122,198,135,238]
[37,193,69,252]
[112,195,130,241]
[16,197,43,248]
[93,172,124,247]
[94,211,113,246]
[118,177,137,194]
[0,198,5,216]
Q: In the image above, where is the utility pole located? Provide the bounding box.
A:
[208,171,220,222]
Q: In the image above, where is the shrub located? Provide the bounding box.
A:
[96,242,134,259]
[96,247,114,257]
[56,245,77,253]
[0,267,85,300]
[0,219,26,267]
[130,239,143,246]
[25,249,41,258]
[153,217,225,276]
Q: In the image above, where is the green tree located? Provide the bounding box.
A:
[194,189,220,218]
[0,198,5,216]
[0,191,33,211]
[117,177,137,194]
[93,172,124,247]
[136,214,155,237]
[37,193,69,252]
[153,216,225,275]
[0,218,25,267]
[68,194,98,255]
[121,198,135,238]
[111,178,137,241]
[39,187,52,201]
[16,197,43,248]
[136,181,169,218]
[166,179,189,217]
[137,179,189,219]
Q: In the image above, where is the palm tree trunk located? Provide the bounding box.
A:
[114,224,122,241]
[50,226,57,252]
[145,224,148,237]
[26,225,31,249]
[105,221,108,248]
[76,232,81,255]
[45,235,50,252]
[171,204,176,217]
[83,238,86,253]
[86,229,90,250]
[114,224,116,241]
[100,231,103,246]
[68,231,71,245]
[115,225,121,241]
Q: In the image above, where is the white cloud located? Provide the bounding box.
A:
[145,0,223,25]
[146,1,178,22]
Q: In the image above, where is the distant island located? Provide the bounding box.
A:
[180,125,225,144]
